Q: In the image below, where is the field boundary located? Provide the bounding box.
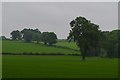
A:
[2,52,81,56]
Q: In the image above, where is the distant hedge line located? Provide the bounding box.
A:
[2,52,80,56]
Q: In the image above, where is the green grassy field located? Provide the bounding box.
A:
[2,40,79,55]
[0,40,2,52]
[0,40,2,79]
[2,40,119,78]
[2,55,118,78]
[0,55,1,79]
[55,41,79,50]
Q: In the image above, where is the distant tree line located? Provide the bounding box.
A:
[0,36,6,40]
[100,30,120,58]
[10,28,57,45]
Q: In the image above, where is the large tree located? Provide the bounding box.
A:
[21,29,32,42]
[67,16,101,60]
[32,32,41,44]
[41,32,49,45]
[10,30,21,40]
[47,32,57,45]
[41,32,57,45]
[32,29,41,43]
[21,28,41,43]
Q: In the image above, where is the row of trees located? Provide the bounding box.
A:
[100,30,120,58]
[68,16,119,60]
[10,28,57,45]
[0,36,6,40]
[10,16,119,59]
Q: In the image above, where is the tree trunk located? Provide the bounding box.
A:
[44,42,47,45]
[37,41,39,44]
[82,53,85,60]
[82,54,85,60]
[81,46,88,60]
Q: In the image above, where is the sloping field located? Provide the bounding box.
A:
[55,41,79,50]
[2,40,80,55]
[2,40,119,78]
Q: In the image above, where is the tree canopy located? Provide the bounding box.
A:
[41,32,57,45]
[100,30,120,58]
[68,16,101,60]
[21,28,41,43]
[10,30,22,40]
[10,28,57,45]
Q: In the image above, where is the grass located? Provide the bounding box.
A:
[2,40,119,78]
[0,40,2,79]
[2,55,118,78]
[55,41,79,50]
[0,40,2,52]
[2,40,79,55]
[0,55,1,79]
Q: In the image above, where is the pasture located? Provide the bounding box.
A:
[2,40,119,78]
[2,55,118,78]
[2,40,79,55]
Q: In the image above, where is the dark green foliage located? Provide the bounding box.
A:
[41,32,57,45]
[22,32,33,42]
[21,28,41,43]
[100,30,120,58]
[41,32,49,45]
[32,33,41,44]
[0,36,6,40]
[10,28,57,45]
[10,30,21,40]
[99,48,107,58]
[68,16,101,60]
[31,29,41,44]
[118,31,120,58]
[47,32,57,45]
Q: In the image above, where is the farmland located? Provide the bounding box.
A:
[2,55,118,78]
[2,40,119,78]
[0,40,2,79]
[2,40,79,55]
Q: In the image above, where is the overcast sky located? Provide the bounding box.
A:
[2,2,118,39]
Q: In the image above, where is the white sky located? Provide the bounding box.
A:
[1,1,119,39]
[1,0,119,2]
